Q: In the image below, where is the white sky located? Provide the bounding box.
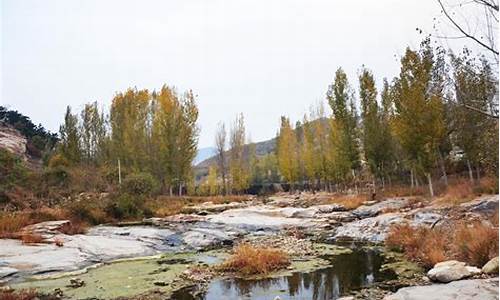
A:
[1,0,491,148]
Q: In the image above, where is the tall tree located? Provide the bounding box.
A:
[277,116,299,189]
[80,101,107,165]
[229,113,248,194]
[359,67,393,186]
[326,68,360,184]
[215,122,228,195]
[392,40,446,196]
[59,106,81,164]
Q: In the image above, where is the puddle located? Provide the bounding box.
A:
[172,247,396,300]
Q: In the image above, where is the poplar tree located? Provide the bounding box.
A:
[229,113,248,193]
[392,40,445,197]
[215,122,227,194]
[277,116,299,189]
[59,106,81,164]
[326,68,360,183]
[359,67,392,185]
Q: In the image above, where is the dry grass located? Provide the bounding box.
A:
[435,177,498,206]
[387,221,499,268]
[0,213,30,239]
[327,194,367,209]
[453,222,499,267]
[217,244,290,275]
[0,289,39,300]
[20,233,44,245]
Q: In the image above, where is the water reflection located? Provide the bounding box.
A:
[172,247,396,300]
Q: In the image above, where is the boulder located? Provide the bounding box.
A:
[352,198,409,218]
[384,277,499,300]
[482,257,499,274]
[427,260,474,283]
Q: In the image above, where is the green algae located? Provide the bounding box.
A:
[11,251,225,300]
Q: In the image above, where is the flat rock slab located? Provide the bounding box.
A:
[206,206,318,229]
[331,212,406,243]
[384,278,499,300]
[352,198,409,218]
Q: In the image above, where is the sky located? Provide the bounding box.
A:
[1,0,491,148]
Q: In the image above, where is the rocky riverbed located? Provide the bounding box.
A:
[0,193,498,299]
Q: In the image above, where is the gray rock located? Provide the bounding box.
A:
[352,198,409,218]
[332,213,406,243]
[411,212,442,227]
[461,195,499,215]
[483,257,499,274]
[0,267,18,279]
[427,260,473,283]
[384,277,499,300]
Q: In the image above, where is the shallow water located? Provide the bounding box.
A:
[172,247,396,300]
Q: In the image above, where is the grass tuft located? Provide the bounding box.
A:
[217,244,290,275]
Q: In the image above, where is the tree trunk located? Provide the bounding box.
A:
[178,183,182,197]
[410,169,415,191]
[467,159,474,184]
[169,186,173,197]
[426,173,434,197]
[438,151,448,186]
[476,165,481,182]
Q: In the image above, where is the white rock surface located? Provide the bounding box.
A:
[384,277,499,300]
[352,198,409,218]
[332,212,406,242]
[427,260,475,283]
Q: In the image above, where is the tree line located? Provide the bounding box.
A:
[56,86,199,196]
[275,39,498,196]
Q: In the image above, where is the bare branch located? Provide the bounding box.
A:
[437,0,499,55]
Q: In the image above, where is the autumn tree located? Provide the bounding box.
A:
[229,113,249,193]
[59,106,81,164]
[277,116,299,189]
[451,51,498,180]
[359,67,393,186]
[392,40,446,197]
[326,68,360,184]
[215,122,228,194]
[80,101,107,165]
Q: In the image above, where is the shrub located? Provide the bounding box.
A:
[121,173,156,196]
[0,289,39,300]
[47,154,70,168]
[42,166,70,187]
[387,221,499,268]
[0,213,30,239]
[105,193,145,219]
[0,149,28,191]
[217,244,290,275]
[453,222,499,267]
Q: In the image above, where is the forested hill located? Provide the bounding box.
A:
[195,137,276,170]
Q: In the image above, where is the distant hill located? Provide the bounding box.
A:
[194,147,216,165]
[194,136,277,179]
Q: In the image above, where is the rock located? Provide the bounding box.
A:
[68,277,85,288]
[427,260,473,283]
[352,198,409,218]
[21,220,71,237]
[332,213,406,243]
[0,125,27,159]
[461,195,499,216]
[411,212,442,227]
[181,228,234,249]
[482,257,499,274]
[466,265,482,276]
[384,277,499,300]
[337,297,355,300]
[0,267,18,279]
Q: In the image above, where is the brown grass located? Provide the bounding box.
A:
[327,194,367,209]
[20,233,44,245]
[0,213,30,239]
[387,221,499,268]
[0,289,39,300]
[435,177,498,206]
[217,244,290,275]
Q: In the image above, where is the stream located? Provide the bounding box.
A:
[172,247,396,300]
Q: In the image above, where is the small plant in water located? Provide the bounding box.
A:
[217,244,290,275]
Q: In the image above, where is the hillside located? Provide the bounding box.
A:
[194,136,276,178]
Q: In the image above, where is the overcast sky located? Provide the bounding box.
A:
[1,0,488,148]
